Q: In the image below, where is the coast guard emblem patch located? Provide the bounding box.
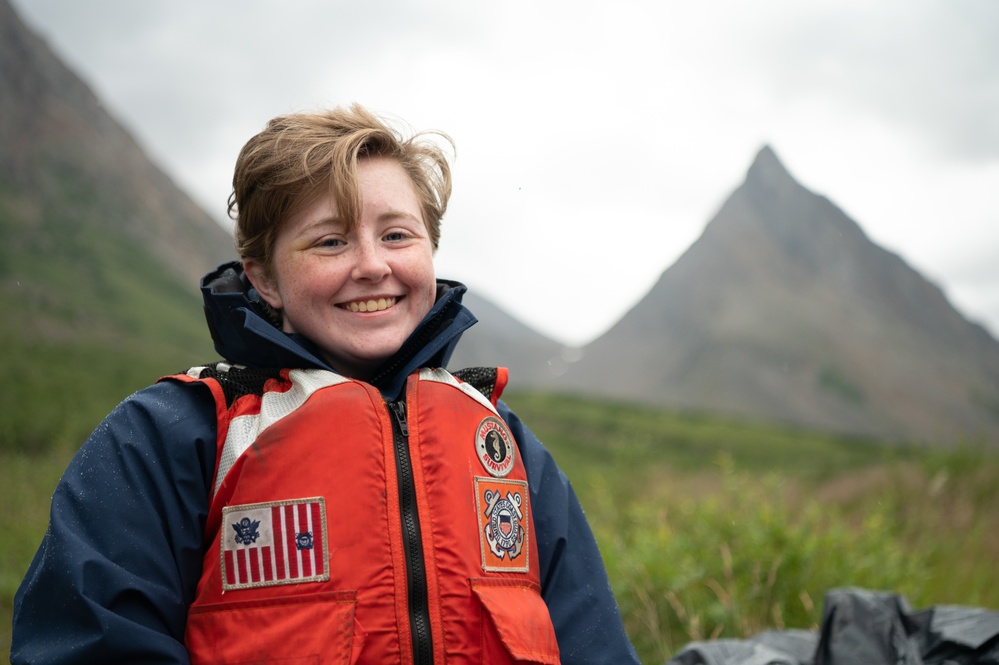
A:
[220,497,329,591]
[475,416,515,477]
[475,477,530,573]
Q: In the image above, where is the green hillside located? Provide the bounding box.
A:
[2,0,236,457]
[0,171,220,453]
[0,165,222,654]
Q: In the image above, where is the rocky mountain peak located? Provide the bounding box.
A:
[0,0,234,287]
[556,145,999,444]
[743,144,794,192]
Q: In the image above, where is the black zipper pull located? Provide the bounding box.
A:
[389,400,409,437]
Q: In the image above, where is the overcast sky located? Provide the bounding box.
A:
[11,0,999,346]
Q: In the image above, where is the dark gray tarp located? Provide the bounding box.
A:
[667,588,999,665]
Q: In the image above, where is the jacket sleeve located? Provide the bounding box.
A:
[497,400,641,665]
[11,380,218,665]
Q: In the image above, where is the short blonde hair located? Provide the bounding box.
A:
[230,104,453,271]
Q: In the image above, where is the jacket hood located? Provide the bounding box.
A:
[200,261,477,399]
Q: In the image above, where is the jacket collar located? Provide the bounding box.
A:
[200,261,477,399]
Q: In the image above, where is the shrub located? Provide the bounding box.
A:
[589,455,930,664]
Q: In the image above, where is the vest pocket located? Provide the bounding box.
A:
[471,578,561,664]
[186,590,363,665]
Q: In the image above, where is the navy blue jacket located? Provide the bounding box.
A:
[12,262,639,664]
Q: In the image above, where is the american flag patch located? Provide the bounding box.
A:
[220,497,329,591]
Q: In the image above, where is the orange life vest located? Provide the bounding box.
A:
[173,363,560,665]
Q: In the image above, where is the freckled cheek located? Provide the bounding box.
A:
[292,264,350,302]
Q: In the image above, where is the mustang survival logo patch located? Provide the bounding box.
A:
[475,477,530,573]
[220,497,329,591]
[475,416,516,477]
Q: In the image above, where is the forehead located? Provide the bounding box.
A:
[357,157,423,205]
[285,158,424,231]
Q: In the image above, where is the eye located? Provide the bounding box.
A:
[384,231,407,242]
[317,237,343,248]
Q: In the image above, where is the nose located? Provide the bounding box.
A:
[351,237,391,281]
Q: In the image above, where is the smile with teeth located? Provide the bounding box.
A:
[341,296,397,313]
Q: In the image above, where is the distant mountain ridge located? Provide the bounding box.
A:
[448,289,569,387]
[555,146,999,444]
[0,0,234,289]
[1,0,230,345]
[1,0,235,450]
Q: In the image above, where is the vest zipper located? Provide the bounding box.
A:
[388,400,434,665]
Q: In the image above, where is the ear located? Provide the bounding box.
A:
[243,259,283,311]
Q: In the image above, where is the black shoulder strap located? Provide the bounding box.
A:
[189,362,283,408]
[451,367,501,402]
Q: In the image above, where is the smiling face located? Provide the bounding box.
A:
[244,157,437,379]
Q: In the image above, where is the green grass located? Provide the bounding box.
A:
[0,448,76,654]
[504,392,999,664]
[2,391,996,662]
[503,391,902,499]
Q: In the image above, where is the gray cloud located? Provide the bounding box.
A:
[754,1,999,162]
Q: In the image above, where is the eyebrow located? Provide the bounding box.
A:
[376,209,424,224]
[298,215,347,234]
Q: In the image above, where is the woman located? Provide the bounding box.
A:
[12,104,640,664]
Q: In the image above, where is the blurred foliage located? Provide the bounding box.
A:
[505,391,999,664]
